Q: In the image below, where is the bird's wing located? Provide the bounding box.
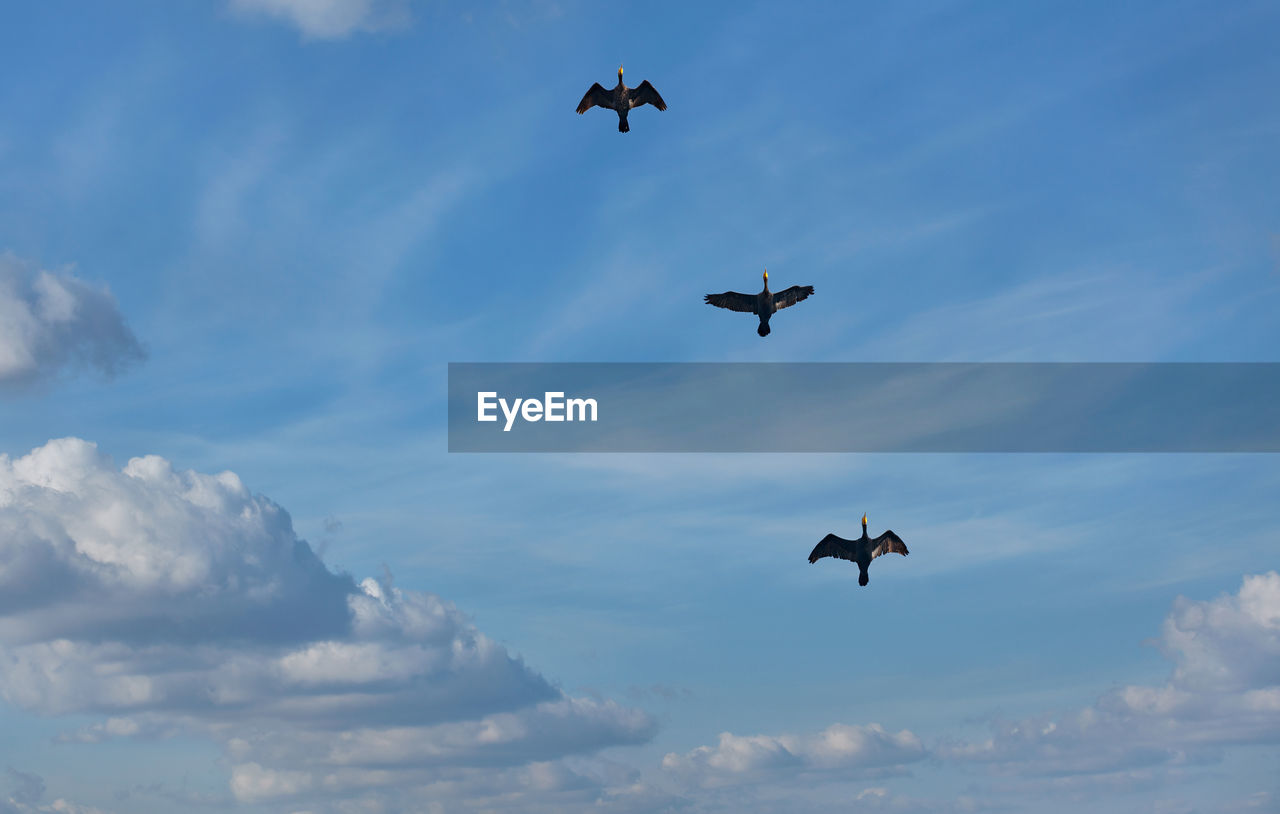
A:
[704,291,757,313]
[629,80,667,110]
[808,534,855,564]
[772,285,815,310]
[576,83,612,114]
[870,531,909,559]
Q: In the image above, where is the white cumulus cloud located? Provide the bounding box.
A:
[0,438,654,810]
[941,572,1280,780]
[662,723,926,788]
[657,573,1280,811]
[0,253,144,385]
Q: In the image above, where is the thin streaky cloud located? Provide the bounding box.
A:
[228,0,413,39]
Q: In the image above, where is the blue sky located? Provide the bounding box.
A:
[1,1,1278,812]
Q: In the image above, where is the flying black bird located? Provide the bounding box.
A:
[704,269,814,336]
[576,65,667,132]
[808,514,909,586]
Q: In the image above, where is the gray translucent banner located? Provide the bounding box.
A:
[447,363,1280,452]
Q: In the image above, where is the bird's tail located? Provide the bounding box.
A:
[858,569,869,587]
[618,117,629,133]
[757,322,770,337]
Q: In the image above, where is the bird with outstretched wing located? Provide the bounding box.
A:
[575,66,666,132]
[576,83,612,114]
[629,80,667,110]
[773,285,814,310]
[807,514,909,586]
[703,291,757,312]
[704,269,814,336]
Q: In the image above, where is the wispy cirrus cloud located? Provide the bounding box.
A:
[228,0,412,39]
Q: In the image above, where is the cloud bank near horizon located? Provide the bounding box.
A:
[1,436,1276,812]
[659,571,1280,811]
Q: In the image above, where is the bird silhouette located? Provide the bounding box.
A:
[576,65,666,132]
[808,513,908,586]
[704,269,814,336]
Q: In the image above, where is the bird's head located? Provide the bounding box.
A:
[763,268,769,283]
[862,513,868,528]
[618,64,624,78]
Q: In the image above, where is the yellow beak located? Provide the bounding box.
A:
[862,513,868,525]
